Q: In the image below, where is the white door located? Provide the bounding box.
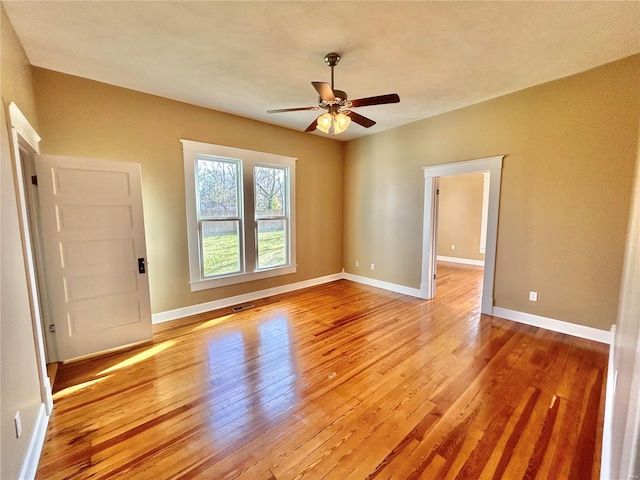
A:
[35,154,152,361]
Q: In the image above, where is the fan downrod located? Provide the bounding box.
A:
[324,53,340,89]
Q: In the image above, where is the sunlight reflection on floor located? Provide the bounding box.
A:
[192,314,236,331]
[97,340,177,375]
[53,375,112,400]
[205,316,299,445]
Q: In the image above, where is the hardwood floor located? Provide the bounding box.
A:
[36,262,608,479]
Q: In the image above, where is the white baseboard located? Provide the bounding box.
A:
[600,325,616,480]
[437,255,485,266]
[42,380,53,415]
[19,403,49,480]
[152,273,343,324]
[481,295,494,316]
[342,272,423,298]
[153,272,424,324]
[491,306,613,344]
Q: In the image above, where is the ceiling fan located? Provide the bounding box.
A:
[267,53,400,135]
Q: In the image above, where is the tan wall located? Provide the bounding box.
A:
[436,173,485,261]
[31,68,344,314]
[344,55,640,330]
[0,4,46,478]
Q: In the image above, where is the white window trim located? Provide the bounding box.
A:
[182,140,297,291]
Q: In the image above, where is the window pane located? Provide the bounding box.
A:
[202,220,241,276]
[197,159,239,218]
[257,219,286,269]
[255,166,285,217]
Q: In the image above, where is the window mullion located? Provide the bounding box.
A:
[243,161,256,273]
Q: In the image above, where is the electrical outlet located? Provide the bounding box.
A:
[370,263,375,270]
[355,260,359,267]
[529,291,538,302]
[14,412,22,439]
[451,244,456,250]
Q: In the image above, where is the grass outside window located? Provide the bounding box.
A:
[203,231,285,277]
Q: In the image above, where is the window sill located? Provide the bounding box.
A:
[189,265,297,291]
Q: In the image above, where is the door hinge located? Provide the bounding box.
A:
[31,175,38,186]
[433,274,437,280]
[49,324,56,333]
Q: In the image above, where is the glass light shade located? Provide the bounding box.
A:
[333,113,351,134]
[316,113,332,134]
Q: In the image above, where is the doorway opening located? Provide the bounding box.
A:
[420,156,503,315]
[435,172,488,308]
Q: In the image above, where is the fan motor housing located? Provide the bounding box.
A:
[325,89,347,103]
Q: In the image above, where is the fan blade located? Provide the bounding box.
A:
[347,111,376,128]
[312,82,336,102]
[350,93,400,108]
[304,117,319,132]
[267,107,319,114]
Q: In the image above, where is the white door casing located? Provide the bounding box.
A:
[7,102,53,414]
[35,154,152,361]
[421,156,503,314]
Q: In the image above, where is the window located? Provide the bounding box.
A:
[182,140,296,290]
[254,165,288,270]
[198,157,242,277]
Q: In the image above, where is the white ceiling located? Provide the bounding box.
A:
[4,1,640,141]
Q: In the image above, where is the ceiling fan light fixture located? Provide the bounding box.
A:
[333,112,351,134]
[316,112,332,133]
[316,111,350,135]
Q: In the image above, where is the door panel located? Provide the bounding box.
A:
[35,154,152,361]
[62,238,136,269]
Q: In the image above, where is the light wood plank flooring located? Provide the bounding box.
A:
[36,262,608,479]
